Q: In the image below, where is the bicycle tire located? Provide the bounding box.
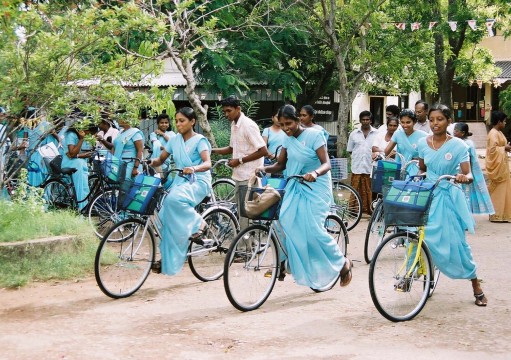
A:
[95,218,155,299]
[428,266,441,298]
[369,232,433,322]
[42,179,74,210]
[188,207,238,282]
[88,189,121,239]
[223,224,278,312]
[212,178,236,202]
[331,181,362,231]
[364,200,385,264]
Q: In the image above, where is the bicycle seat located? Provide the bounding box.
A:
[61,167,78,175]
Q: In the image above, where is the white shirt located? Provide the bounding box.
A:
[414,119,431,133]
[230,113,266,181]
[347,126,378,174]
[96,127,119,149]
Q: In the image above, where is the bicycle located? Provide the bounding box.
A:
[368,175,452,322]
[223,175,348,311]
[94,167,240,299]
[364,154,420,264]
[330,157,362,231]
[210,159,236,203]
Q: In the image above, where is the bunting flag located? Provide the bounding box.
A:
[428,22,438,30]
[486,19,496,37]
[448,21,458,31]
[395,23,406,30]
[411,22,421,31]
[467,19,477,30]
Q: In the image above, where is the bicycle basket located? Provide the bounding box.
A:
[331,158,348,180]
[118,174,162,215]
[98,153,127,184]
[371,160,402,193]
[382,179,435,226]
[238,184,285,220]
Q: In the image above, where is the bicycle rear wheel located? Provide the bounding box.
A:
[95,218,155,299]
[43,179,73,210]
[325,214,348,255]
[364,200,385,264]
[188,207,238,282]
[331,181,362,231]
[369,232,432,322]
[88,189,121,238]
[224,225,278,311]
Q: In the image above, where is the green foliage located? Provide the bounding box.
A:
[500,87,511,115]
[9,168,45,215]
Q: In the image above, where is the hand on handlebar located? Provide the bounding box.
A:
[454,173,472,184]
[302,172,317,182]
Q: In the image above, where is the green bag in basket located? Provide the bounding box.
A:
[122,174,161,214]
[384,178,435,212]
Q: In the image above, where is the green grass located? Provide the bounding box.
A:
[0,200,99,288]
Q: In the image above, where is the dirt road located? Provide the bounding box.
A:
[0,214,509,359]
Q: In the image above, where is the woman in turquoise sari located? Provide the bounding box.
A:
[112,118,144,180]
[453,122,495,215]
[62,126,94,210]
[385,109,428,176]
[149,113,175,172]
[26,120,61,187]
[417,104,487,307]
[149,107,212,275]
[258,104,352,289]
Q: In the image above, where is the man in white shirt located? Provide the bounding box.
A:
[95,118,119,150]
[212,95,268,228]
[347,111,378,215]
[414,100,431,133]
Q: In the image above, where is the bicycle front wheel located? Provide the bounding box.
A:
[212,179,236,202]
[331,182,362,231]
[88,189,120,238]
[369,232,432,322]
[95,218,155,299]
[188,207,238,282]
[364,200,385,264]
[224,225,278,312]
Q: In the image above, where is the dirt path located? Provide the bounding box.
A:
[0,215,510,359]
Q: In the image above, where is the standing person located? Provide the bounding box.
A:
[347,110,378,215]
[211,95,268,229]
[111,116,144,180]
[148,107,212,275]
[372,116,399,160]
[414,100,431,133]
[299,105,329,142]
[385,108,428,175]
[95,118,119,151]
[453,122,494,215]
[378,105,400,134]
[417,103,487,307]
[262,109,287,165]
[257,104,352,289]
[149,113,175,171]
[485,111,511,222]
[62,126,95,210]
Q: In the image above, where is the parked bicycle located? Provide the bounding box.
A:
[330,157,362,231]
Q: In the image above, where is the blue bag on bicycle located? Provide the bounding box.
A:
[383,177,435,226]
[371,160,401,193]
[121,174,161,214]
[102,152,126,183]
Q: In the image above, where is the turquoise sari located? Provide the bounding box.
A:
[149,130,175,171]
[418,137,477,279]
[112,127,144,180]
[62,131,89,210]
[279,128,345,288]
[157,134,212,275]
[391,130,427,176]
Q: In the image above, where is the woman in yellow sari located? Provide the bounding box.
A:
[486,111,511,222]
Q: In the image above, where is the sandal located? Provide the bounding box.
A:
[151,260,161,274]
[339,258,353,287]
[474,292,488,307]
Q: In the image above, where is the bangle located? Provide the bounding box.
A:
[314,170,320,177]
[191,166,196,173]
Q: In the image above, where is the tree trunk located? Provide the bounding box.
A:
[171,54,217,147]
